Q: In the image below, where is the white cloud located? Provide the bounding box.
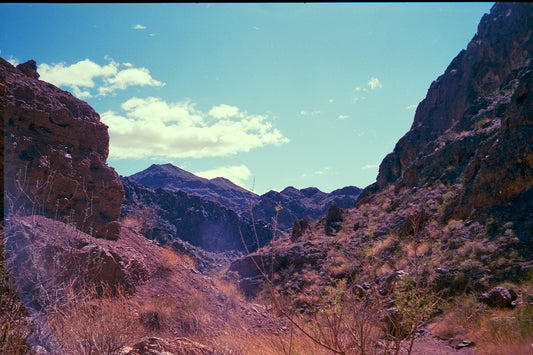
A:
[6,55,20,67]
[38,59,164,98]
[405,104,417,110]
[195,165,252,186]
[132,24,147,30]
[208,104,240,119]
[362,164,379,170]
[329,99,334,103]
[101,97,289,160]
[301,167,331,178]
[300,110,320,116]
[367,77,382,90]
[98,67,165,95]
[338,114,349,120]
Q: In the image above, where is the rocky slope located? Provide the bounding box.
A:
[230,2,533,299]
[2,58,124,240]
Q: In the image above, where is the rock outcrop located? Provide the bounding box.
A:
[2,58,124,240]
[4,216,151,311]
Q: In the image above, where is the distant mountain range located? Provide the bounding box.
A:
[123,164,362,251]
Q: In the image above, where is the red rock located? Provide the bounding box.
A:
[2,58,124,240]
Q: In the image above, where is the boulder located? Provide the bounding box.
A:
[477,286,515,308]
[325,203,343,236]
[291,218,309,241]
[4,216,149,311]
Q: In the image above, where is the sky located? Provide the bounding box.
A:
[1,3,495,194]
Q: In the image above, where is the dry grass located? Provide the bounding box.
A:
[46,283,142,355]
[0,226,32,354]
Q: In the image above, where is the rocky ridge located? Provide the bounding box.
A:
[251,185,361,231]
[128,163,253,214]
[2,58,124,240]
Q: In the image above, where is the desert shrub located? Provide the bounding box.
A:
[176,292,210,335]
[486,218,502,239]
[139,296,175,333]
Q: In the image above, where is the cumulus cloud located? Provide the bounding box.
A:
[367,77,382,89]
[132,24,147,30]
[195,165,252,186]
[405,104,417,110]
[338,114,349,120]
[362,164,379,170]
[38,58,164,98]
[101,97,289,160]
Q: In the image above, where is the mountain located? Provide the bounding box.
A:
[128,163,255,213]
[230,2,533,301]
[121,176,273,253]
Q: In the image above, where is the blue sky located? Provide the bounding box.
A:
[1,3,494,194]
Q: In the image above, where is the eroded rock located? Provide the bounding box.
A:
[2,58,124,240]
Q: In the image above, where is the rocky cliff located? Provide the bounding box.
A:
[375,2,533,244]
[2,58,124,240]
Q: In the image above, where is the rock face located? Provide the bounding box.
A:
[325,203,344,236]
[121,177,273,253]
[374,3,533,244]
[2,58,124,240]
